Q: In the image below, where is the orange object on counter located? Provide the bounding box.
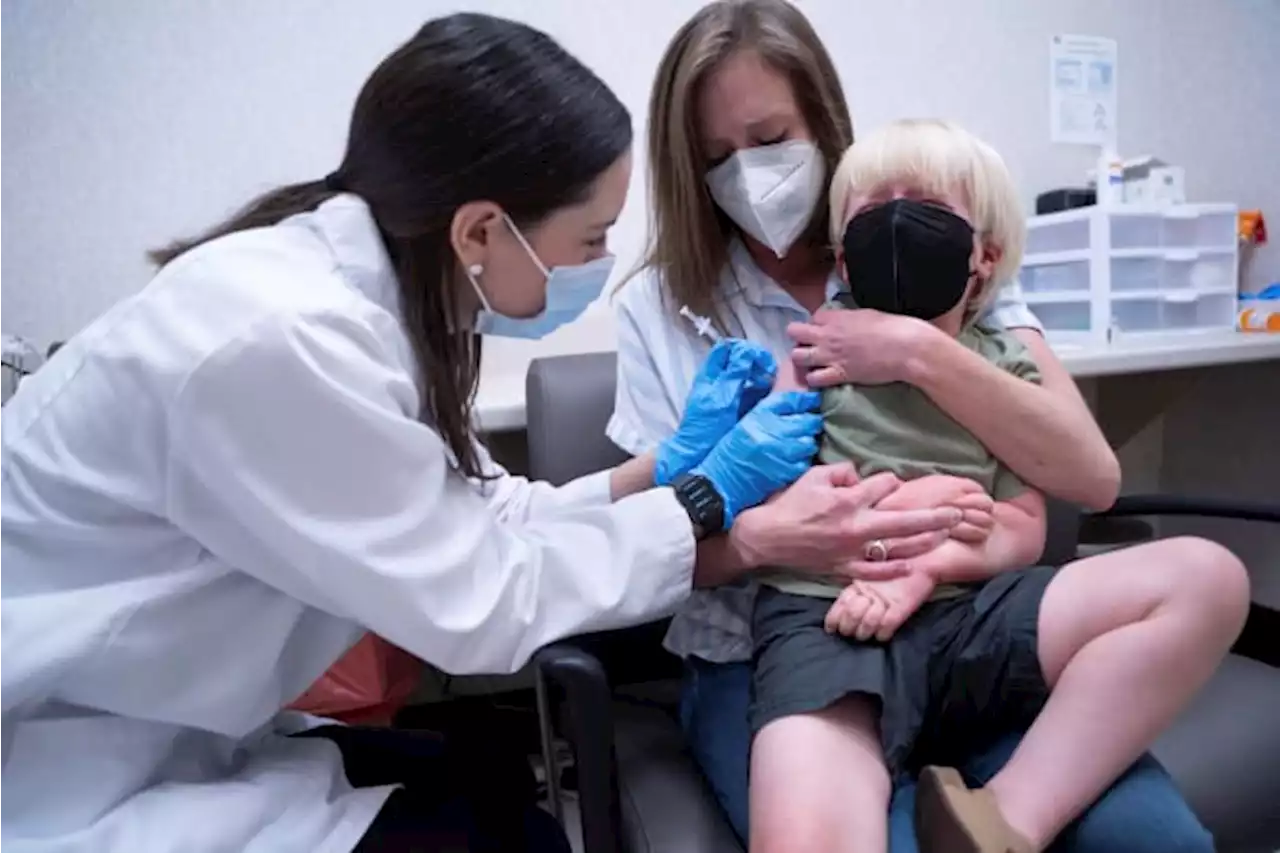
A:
[288,634,424,726]
[1239,210,1267,245]
[1239,307,1280,333]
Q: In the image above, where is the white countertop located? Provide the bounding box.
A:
[1053,330,1280,377]
[475,370,541,433]
[474,331,1280,433]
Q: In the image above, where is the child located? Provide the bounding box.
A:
[748,120,1244,853]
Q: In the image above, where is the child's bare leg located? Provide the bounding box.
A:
[750,696,890,853]
[985,537,1248,848]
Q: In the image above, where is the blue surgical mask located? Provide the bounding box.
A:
[466,215,614,340]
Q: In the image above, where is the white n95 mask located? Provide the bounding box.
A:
[705,139,826,258]
[466,215,614,340]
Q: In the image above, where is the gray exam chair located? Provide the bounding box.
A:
[526,352,1280,853]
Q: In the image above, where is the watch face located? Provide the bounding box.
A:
[674,474,725,537]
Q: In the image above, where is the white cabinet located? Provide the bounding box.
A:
[1018,204,1239,344]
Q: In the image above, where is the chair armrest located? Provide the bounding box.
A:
[535,641,623,853]
[1090,494,1279,668]
[1095,494,1280,525]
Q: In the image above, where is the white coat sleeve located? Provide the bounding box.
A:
[471,442,615,526]
[166,310,695,675]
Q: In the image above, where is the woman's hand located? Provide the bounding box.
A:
[801,473,994,580]
[654,338,777,486]
[728,465,962,579]
[786,308,942,388]
[691,390,823,526]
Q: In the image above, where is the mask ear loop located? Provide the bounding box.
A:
[502,214,552,279]
[463,263,493,313]
[462,214,552,320]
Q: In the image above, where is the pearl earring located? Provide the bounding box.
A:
[467,264,483,277]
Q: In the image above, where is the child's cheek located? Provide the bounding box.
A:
[773,354,805,393]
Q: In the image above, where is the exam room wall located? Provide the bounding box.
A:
[3,2,1277,597]
[3,0,1278,352]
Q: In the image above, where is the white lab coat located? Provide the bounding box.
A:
[0,194,696,852]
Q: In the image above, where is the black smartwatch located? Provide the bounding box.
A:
[670,472,726,539]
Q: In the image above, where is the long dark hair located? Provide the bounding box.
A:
[150,14,632,478]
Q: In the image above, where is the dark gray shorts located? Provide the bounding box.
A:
[750,566,1056,781]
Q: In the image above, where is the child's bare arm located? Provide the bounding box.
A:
[772,352,806,393]
[908,488,1047,584]
[827,488,1044,642]
[875,475,995,544]
[825,572,937,642]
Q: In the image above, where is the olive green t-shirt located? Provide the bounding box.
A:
[760,320,1042,599]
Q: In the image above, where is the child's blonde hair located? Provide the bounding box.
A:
[828,119,1025,319]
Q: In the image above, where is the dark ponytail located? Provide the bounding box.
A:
[148,14,632,479]
[147,180,339,268]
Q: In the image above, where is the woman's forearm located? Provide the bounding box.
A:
[905,328,1120,510]
[691,534,756,588]
[608,454,765,587]
[608,450,763,587]
[609,452,657,501]
[916,494,1047,584]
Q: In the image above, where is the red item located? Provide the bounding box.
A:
[288,634,424,726]
[1240,210,1267,245]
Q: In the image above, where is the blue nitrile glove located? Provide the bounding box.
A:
[691,389,823,527]
[653,338,777,486]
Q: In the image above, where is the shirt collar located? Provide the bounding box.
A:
[302,193,403,319]
[723,237,843,315]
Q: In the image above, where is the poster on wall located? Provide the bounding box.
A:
[1050,34,1118,146]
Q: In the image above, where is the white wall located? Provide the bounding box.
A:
[4,0,1279,385]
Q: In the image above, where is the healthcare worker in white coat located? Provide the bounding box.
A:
[0,11,962,850]
[0,12,965,853]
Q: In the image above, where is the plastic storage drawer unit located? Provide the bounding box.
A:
[1019,203,1239,344]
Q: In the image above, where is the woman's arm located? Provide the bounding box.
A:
[693,533,755,588]
[479,449,656,524]
[169,312,698,677]
[488,331,774,521]
[478,450,659,525]
[789,311,1121,510]
[610,452,658,501]
[712,466,964,583]
[825,487,1045,641]
[908,327,1120,510]
[905,488,1048,584]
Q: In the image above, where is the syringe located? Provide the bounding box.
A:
[679,305,722,343]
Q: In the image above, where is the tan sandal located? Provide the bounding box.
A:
[915,766,1035,853]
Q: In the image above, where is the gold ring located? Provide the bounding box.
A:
[865,539,889,562]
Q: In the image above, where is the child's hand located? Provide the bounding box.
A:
[949,491,995,544]
[877,475,994,545]
[823,570,936,642]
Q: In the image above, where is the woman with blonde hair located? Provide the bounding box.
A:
[609,1,1238,850]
